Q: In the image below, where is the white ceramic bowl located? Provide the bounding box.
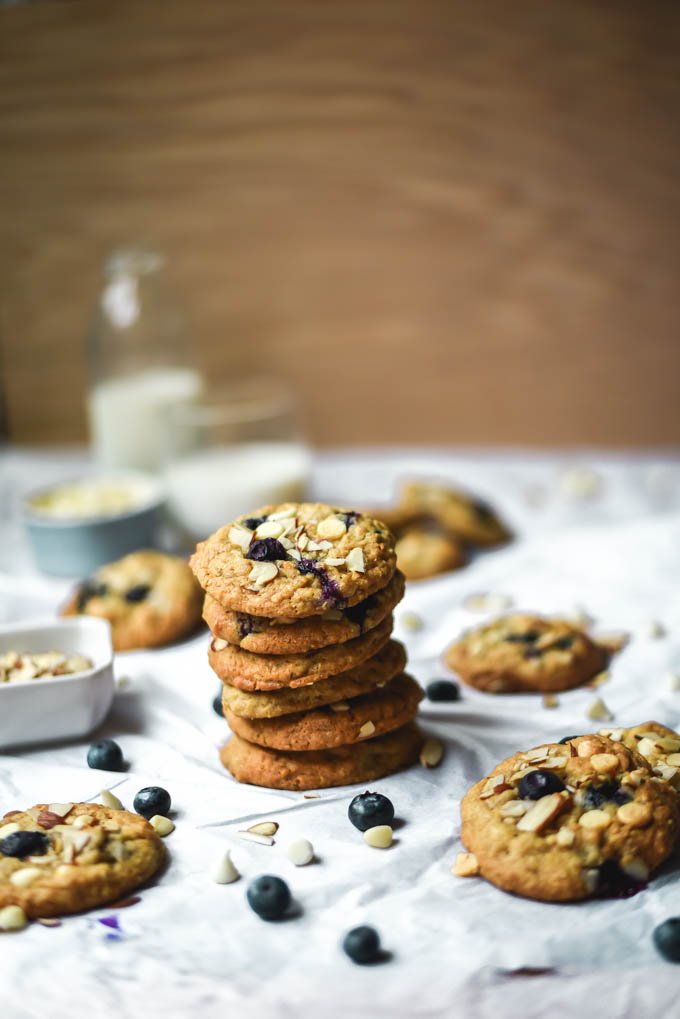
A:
[0,617,115,749]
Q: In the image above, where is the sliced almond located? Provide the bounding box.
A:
[578,809,611,830]
[72,815,94,829]
[48,803,74,818]
[324,557,346,567]
[516,793,570,833]
[499,800,531,818]
[0,822,20,838]
[541,756,568,769]
[246,821,279,837]
[37,811,65,830]
[358,720,376,739]
[100,790,124,810]
[330,701,351,712]
[451,852,479,877]
[237,830,274,846]
[637,737,658,759]
[228,525,253,553]
[267,507,297,522]
[108,840,128,862]
[345,548,365,573]
[480,774,510,799]
[247,562,279,586]
[287,549,302,562]
[666,753,680,767]
[653,762,678,782]
[307,540,332,552]
[419,738,443,768]
[524,749,550,764]
[589,753,619,774]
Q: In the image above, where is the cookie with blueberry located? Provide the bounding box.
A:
[208,615,393,692]
[62,550,203,651]
[221,639,407,718]
[203,570,405,655]
[220,720,424,790]
[190,503,397,619]
[224,671,422,752]
[444,613,609,693]
[394,527,466,581]
[459,733,680,902]
[0,802,164,918]
[400,480,511,547]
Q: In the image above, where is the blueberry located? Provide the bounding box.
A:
[0,830,49,858]
[505,631,540,644]
[426,680,461,702]
[471,498,493,521]
[344,595,375,629]
[125,584,151,603]
[297,557,345,608]
[134,786,171,819]
[342,925,381,964]
[653,918,680,962]
[518,769,566,800]
[580,781,631,811]
[342,511,361,528]
[242,516,266,530]
[212,691,224,716]
[551,636,574,651]
[87,739,125,772]
[348,791,395,832]
[558,735,582,744]
[246,538,287,562]
[246,875,291,920]
[76,580,108,611]
[237,614,257,639]
[596,859,645,899]
[523,648,543,659]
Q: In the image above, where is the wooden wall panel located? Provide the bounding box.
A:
[1,1,679,447]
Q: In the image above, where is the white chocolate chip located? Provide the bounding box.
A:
[637,737,658,759]
[211,637,229,652]
[400,611,423,632]
[100,790,124,810]
[345,548,365,573]
[420,738,444,768]
[616,801,651,827]
[621,857,649,881]
[9,867,43,888]
[212,849,240,884]
[585,697,612,722]
[590,753,619,774]
[578,809,611,830]
[237,831,274,846]
[363,825,393,849]
[246,821,279,837]
[358,720,376,739]
[330,701,351,712]
[255,521,285,539]
[0,905,28,931]
[229,525,254,553]
[451,852,479,877]
[267,507,297,522]
[286,838,314,866]
[150,815,175,837]
[317,516,347,540]
[556,826,575,847]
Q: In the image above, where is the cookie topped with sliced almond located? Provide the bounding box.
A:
[458,733,680,902]
[0,802,164,919]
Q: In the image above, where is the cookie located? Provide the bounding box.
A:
[220,721,424,790]
[600,722,680,791]
[0,802,165,918]
[203,570,405,655]
[444,613,608,693]
[190,503,396,618]
[222,639,407,718]
[394,527,466,581]
[401,481,510,547]
[225,671,422,751]
[460,733,680,902]
[62,550,203,652]
[209,615,393,691]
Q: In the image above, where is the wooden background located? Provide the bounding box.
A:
[1,0,679,448]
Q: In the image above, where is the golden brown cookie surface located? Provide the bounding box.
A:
[220,722,424,790]
[203,571,405,654]
[190,503,396,618]
[225,672,422,751]
[0,802,165,918]
[222,639,407,718]
[444,613,608,693]
[460,734,680,902]
[61,550,203,651]
[209,615,393,691]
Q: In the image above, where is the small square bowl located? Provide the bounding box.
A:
[0,617,115,750]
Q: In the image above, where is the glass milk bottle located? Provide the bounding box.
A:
[87,248,203,472]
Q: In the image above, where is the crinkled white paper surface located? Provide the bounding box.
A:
[2,448,680,1019]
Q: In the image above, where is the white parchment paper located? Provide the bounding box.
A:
[2,448,680,1019]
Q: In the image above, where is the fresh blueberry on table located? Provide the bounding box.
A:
[426,680,461,702]
[653,918,680,962]
[87,738,126,772]
[342,925,382,964]
[348,791,394,832]
[212,690,224,716]
[246,875,291,920]
[134,786,171,820]
[518,769,566,800]
[0,830,49,858]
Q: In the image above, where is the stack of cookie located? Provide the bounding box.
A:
[190,503,424,791]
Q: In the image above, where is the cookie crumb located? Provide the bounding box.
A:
[542,694,559,709]
[646,620,666,639]
[401,611,423,632]
[586,696,613,722]
[451,852,479,877]
[463,592,513,613]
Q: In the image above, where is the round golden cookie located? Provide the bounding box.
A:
[0,802,165,918]
[395,527,466,581]
[203,570,405,655]
[444,613,608,694]
[460,734,680,902]
[190,503,396,619]
[599,721,680,792]
[225,672,422,751]
[61,550,203,652]
[401,480,510,547]
[222,639,407,718]
[209,615,393,692]
[220,721,424,791]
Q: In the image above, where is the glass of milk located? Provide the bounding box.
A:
[162,378,311,543]
[87,247,203,473]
